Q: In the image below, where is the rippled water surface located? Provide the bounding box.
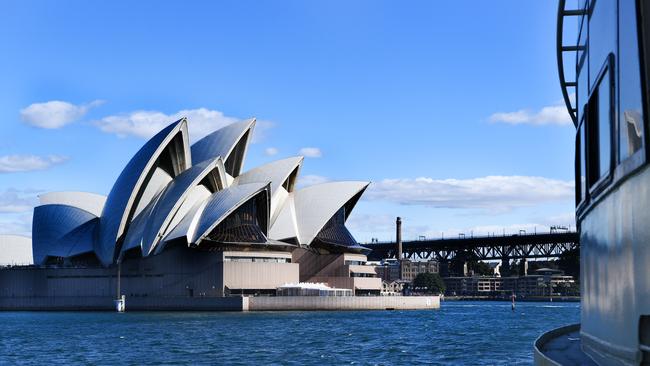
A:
[0,301,579,365]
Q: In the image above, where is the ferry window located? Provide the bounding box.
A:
[597,70,612,177]
[587,67,612,185]
[618,0,644,161]
[588,0,617,88]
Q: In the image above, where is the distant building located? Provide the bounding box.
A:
[276,283,353,297]
[443,268,577,298]
[373,258,439,283]
[400,259,439,282]
[374,259,400,282]
[381,280,406,296]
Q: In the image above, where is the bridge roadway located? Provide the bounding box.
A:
[362,232,579,262]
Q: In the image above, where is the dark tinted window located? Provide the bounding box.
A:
[587,67,612,186]
[588,0,617,88]
[597,69,612,177]
[618,0,644,161]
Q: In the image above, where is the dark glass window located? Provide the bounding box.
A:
[597,69,612,176]
[588,0,617,88]
[577,121,587,204]
[587,66,612,186]
[618,0,644,161]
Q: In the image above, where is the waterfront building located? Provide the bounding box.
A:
[0,119,383,308]
[444,268,577,298]
[276,283,353,297]
[373,258,439,283]
[373,258,400,282]
[380,280,406,296]
[400,259,439,282]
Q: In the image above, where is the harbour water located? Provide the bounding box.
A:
[0,301,579,365]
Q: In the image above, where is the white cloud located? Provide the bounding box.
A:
[94,108,273,143]
[346,213,430,241]
[488,100,572,126]
[0,215,33,237]
[0,188,41,213]
[365,175,574,212]
[296,174,329,188]
[348,212,577,243]
[21,100,103,129]
[0,155,67,173]
[264,147,279,156]
[299,147,322,158]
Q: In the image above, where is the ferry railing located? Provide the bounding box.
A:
[556,0,586,127]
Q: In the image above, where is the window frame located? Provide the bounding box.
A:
[575,117,588,211]
[587,55,615,198]
[612,0,647,179]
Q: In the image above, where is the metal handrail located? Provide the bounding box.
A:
[556,0,585,128]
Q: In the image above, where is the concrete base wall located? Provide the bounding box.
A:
[0,296,245,311]
[248,295,440,311]
[223,262,299,291]
[0,295,439,311]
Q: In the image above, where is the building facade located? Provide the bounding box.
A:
[0,118,382,307]
[444,268,577,298]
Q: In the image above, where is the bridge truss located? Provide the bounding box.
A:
[364,232,579,262]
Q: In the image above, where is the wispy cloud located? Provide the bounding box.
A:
[299,147,322,158]
[21,100,104,129]
[346,213,431,240]
[488,100,572,126]
[0,188,41,213]
[264,147,279,156]
[0,155,67,173]
[348,212,576,243]
[297,174,329,188]
[0,214,33,237]
[94,108,273,143]
[365,175,574,212]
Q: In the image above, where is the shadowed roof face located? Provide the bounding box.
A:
[190,119,255,176]
[32,204,98,265]
[192,182,270,245]
[96,119,190,266]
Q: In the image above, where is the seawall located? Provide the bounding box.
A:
[248,296,440,311]
[0,295,440,311]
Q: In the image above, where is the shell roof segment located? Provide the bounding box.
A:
[32,204,98,265]
[38,191,107,217]
[292,181,369,245]
[96,119,190,266]
[123,157,226,256]
[193,182,271,246]
[190,118,255,176]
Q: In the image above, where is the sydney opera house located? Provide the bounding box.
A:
[0,118,393,310]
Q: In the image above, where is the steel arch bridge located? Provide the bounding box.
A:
[363,232,579,262]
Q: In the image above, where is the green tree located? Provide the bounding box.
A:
[413,272,446,294]
[469,260,492,276]
[557,248,580,279]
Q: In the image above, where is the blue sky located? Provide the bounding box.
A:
[0,1,576,242]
